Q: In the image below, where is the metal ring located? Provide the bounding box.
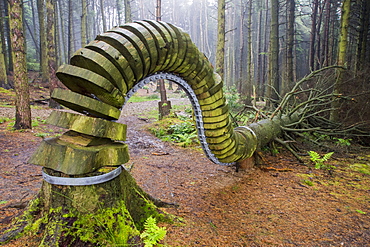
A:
[235,126,257,140]
[42,166,123,186]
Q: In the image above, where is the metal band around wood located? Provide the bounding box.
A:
[42,166,122,186]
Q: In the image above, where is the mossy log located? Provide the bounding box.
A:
[1,168,171,246]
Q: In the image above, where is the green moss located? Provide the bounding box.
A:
[60,201,140,245]
[350,163,370,175]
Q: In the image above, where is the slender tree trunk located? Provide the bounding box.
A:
[247,0,253,103]
[46,0,62,108]
[315,1,325,69]
[0,0,8,87]
[309,0,318,71]
[356,0,370,71]
[54,0,61,66]
[337,0,350,67]
[124,0,132,23]
[67,0,75,59]
[331,0,351,122]
[285,0,295,95]
[29,0,40,60]
[100,0,107,32]
[216,0,226,79]
[267,0,279,107]
[116,0,122,24]
[262,0,269,99]
[257,8,263,99]
[322,0,331,67]
[37,0,48,84]
[239,1,247,94]
[8,0,31,129]
[81,0,87,47]
[0,36,8,88]
[0,0,9,76]
[4,0,13,72]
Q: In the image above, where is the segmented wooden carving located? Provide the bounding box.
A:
[52,20,257,165]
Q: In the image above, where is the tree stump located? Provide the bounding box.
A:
[1,167,171,246]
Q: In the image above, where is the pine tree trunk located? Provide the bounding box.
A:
[4,0,13,72]
[68,0,75,59]
[8,0,31,129]
[81,0,87,47]
[309,0,319,71]
[0,34,7,88]
[216,0,226,79]
[0,0,9,79]
[247,0,253,104]
[322,0,331,67]
[285,0,295,95]
[46,0,62,109]
[356,0,370,71]
[116,0,122,24]
[257,8,263,99]
[124,0,132,23]
[331,0,350,122]
[100,0,107,32]
[37,0,49,84]
[267,0,279,107]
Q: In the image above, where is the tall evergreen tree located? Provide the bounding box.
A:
[267,0,280,106]
[216,0,226,79]
[37,0,48,84]
[8,0,31,129]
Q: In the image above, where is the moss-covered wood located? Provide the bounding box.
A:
[86,40,135,90]
[46,111,127,141]
[70,48,126,92]
[1,168,172,246]
[56,64,125,107]
[28,136,129,175]
[51,89,121,120]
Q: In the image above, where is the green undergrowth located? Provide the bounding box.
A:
[148,115,200,148]
[128,94,160,103]
[0,116,63,138]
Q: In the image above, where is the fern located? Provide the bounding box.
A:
[140,216,167,247]
[308,151,334,170]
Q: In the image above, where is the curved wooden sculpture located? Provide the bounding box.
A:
[30,20,258,175]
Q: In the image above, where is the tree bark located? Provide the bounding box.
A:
[37,0,48,84]
[46,0,63,108]
[331,0,351,122]
[356,0,370,71]
[216,0,226,79]
[124,0,132,23]
[285,0,295,95]
[0,0,9,79]
[4,0,13,72]
[267,0,279,107]
[0,32,7,88]
[100,0,107,32]
[309,0,319,71]
[247,0,253,103]
[322,0,331,67]
[8,0,31,129]
[81,0,87,47]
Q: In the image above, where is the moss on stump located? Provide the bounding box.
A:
[1,168,172,246]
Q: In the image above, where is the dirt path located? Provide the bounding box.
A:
[1,99,370,246]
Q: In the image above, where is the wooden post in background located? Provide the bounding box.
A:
[156,0,171,119]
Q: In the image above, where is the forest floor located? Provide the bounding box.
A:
[0,83,370,246]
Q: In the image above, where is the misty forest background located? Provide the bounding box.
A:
[0,0,369,129]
